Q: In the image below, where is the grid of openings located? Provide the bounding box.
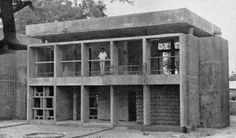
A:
[150,37,179,74]
[136,91,143,124]
[59,44,81,77]
[150,85,180,125]
[35,46,54,77]
[32,86,54,120]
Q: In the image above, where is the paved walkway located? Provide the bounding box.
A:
[0,120,28,129]
[0,116,236,138]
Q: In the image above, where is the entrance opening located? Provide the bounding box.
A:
[128,90,136,121]
[88,86,110,123]
[89,91,98,119]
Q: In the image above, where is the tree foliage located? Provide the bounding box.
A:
[15,0,107,33]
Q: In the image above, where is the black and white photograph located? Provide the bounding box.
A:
[0,0,235,137]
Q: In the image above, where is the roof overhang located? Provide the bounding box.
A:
[26,8,221,42]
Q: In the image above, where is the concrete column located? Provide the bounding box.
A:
[81,86,89,123]
[55,45,63,77]
[188,27,194,35]
[73,90,77,120]
[142,38,151,74]
[81,43,89,76]
[143,85,150,125]
[27,87,33,121]
[179,34,188,127]
[110,86,119,126]
[53,86,57,122]
[110,41,118,74]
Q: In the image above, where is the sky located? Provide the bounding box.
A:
[104,0,236,74]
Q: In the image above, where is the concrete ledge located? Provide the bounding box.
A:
[28,78,55,86]
[0,120,28,129]
[146,74,180,84]
[128,124,184,132]
[56,77,82,85]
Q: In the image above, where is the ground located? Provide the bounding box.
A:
[0,116,236,138]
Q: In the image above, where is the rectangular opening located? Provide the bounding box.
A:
[58,44,81,77]
[56,86,81,121]
[149,37,179,75]
[89,86,110,122]
[115,40,143,75]
[31,46,54,77]
[85,42,111,76]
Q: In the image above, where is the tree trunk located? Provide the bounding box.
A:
[0,0,26,50]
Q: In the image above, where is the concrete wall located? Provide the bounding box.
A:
[230,101,236,115]
[56,87,73,121]
[15,51,27,119]
[186,35,200,129]
[0,51,27,120]
[97,88,110,120]
[150,85,180,125]
[199,36,229,128]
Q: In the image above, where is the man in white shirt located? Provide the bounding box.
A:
[98,48,108,75]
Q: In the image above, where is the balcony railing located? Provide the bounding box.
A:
[88,59,111,76]
[117,65,143,75]
[60,60,81,77]
[35,61,54,77]
[150,56,179,75]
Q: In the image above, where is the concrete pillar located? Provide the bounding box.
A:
[143,85,150,125]
[81,43,89,76]
[110,86,119,126]
[188,27,194,35]
[26,87,33,121]
[142,38,151,74]
[179,35,188,127]
[81,86,89,123]
[55,45,63,77]
[110,41,118,74]
[73,90,77,120]
[53,86,57,122]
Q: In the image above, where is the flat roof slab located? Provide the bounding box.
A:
[26,8,221,41]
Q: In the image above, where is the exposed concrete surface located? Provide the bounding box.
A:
[0,120,27,129]
[0,116,236,138]
[230,101,236,115]
[26,8,221,41]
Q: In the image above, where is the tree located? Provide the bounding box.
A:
[15,0,107,34]
[0,0,133,53]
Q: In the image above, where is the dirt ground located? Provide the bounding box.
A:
[0,116,236,138]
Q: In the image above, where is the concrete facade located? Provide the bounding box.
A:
[0,29,41,120]
[26,8,229,131]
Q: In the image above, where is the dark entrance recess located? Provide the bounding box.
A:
[128,90,136,121]
[89,91,98,119]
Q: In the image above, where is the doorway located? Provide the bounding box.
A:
[128,90,136,121]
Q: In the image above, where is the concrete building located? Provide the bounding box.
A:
[26,8,229,131]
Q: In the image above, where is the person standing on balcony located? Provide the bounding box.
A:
[97,48,108,75]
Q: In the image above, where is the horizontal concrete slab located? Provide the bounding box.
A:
[26,8,221,41]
